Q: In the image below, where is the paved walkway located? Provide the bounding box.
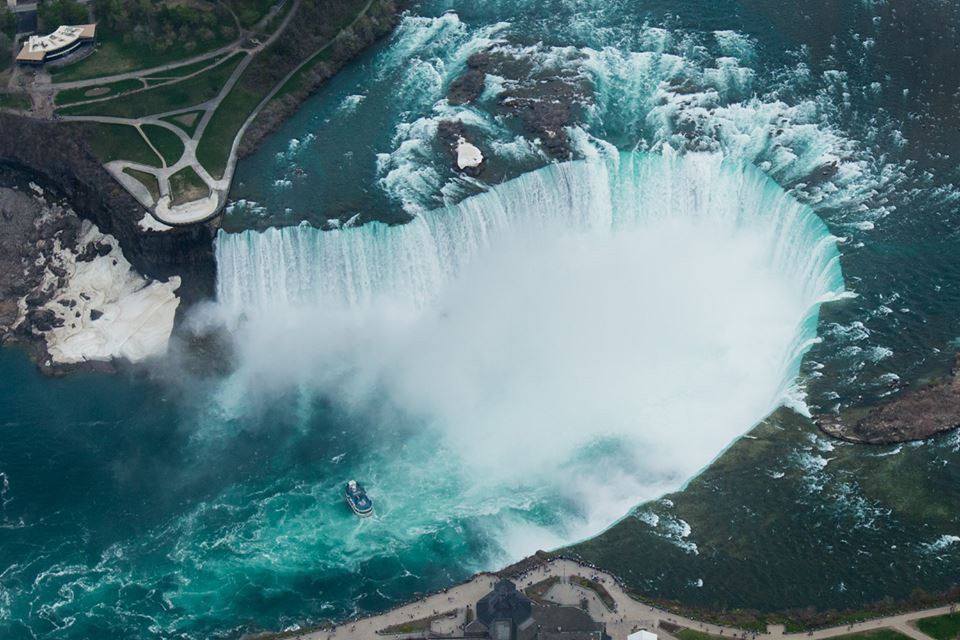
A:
[48,0,377,227]
[284,558,957,640]
[54,0,303,226]
[6,0,375,227]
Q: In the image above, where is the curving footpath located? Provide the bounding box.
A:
[53,0,304,226]
[51,0,378,228]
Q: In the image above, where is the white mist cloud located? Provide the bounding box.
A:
[209,151,844,557]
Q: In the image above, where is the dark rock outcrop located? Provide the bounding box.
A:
[0,186,49,335]
[0,114,216,304]
[817,353,960,444]
[436,119,484,177]
[447,57,487,106]
[447,48,592,160]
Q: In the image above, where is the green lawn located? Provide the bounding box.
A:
[832,630,913,640]
[253,0,295,37]
[59,53,244,118]
[122,167,160,201]
[143,54,228,81]
[226,0,277,28]
[570,575,616,611]
[142,124,185,166]
[161,110,205,137]
[198,0,374,178]
[273,48,331,99]
[676,629,726,640]
[271,0,378,99]
[50,28,232,83]
[54,79,144,106]
[379,610,454,635]
[0,92,31,111]
[524,576,560,603]
[196,82,260,178]
[169,166,210,205]
[85,123,161,168]
[917,613,960,640]
[675,627,912,640]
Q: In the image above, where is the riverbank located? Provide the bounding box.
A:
[0,0,405,374]
[0,114,217,290]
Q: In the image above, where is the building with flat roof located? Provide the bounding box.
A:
[465,579,610,640]
[16,24,96,65]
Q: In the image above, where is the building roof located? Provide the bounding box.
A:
[476,579,534,631]
[519,604,607,640]
[17,24,96,62]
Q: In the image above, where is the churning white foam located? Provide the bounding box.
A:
[213,149,844,555]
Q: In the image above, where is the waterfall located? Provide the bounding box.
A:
[217,150,843,317]
[213,149,846,545]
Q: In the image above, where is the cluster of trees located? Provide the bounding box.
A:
[0,6,16,35]
[0,6,15,70]
[223,0,274,29]
[38,0,88,29]
[90,0,235,54]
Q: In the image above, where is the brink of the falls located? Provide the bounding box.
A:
[214,149,845,555]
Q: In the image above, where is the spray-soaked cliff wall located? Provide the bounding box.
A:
[0,114,216,302]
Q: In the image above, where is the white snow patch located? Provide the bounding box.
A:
[138,213,174,232]
[456,137,484,169]
[635,511,660,527]
[41,222,180,364]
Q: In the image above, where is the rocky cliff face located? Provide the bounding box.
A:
[0,114,216,303]
[0,175,182,374]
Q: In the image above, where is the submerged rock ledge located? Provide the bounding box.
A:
[817,353,960,444]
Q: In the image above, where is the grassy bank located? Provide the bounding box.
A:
[142,54,229,81]
[560,403,960,633]
[169,166,210,205]
[59,53,244,118]
[196,82,260,178]
[916,613,960,640]
[85,123,160,167]
[55,79,145,106]
[122,167,160,201]
[50,26,232,83]
[524,576,561,603]
[0,92,31,111]
[142,124,185,166]
[161,110,204,137]
[197,0,374,178]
